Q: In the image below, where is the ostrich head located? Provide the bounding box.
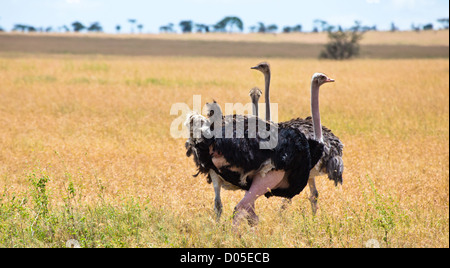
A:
[184,112,213,171]
[205,101,224,134]
[251,62,271,75]
[205,101,223,119]
[184,112,211,145]
[312,73,335,86]
[249,87,262,100]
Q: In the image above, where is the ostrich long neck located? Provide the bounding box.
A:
[264,71,271,122]
[251,96,259,117]
[311,81,323,142]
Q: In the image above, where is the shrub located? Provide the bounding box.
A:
[320,30,364,60]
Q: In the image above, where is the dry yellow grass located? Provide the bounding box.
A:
[0,54,448,247]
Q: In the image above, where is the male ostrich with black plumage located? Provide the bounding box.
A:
[185,108,324,226]
[251,62,344,215]
[185,71,336,226]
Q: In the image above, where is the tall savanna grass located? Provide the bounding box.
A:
[0,54,448,247]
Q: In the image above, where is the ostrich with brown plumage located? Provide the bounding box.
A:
[251,62,344,215]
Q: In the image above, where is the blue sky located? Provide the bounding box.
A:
[1,0,448,33]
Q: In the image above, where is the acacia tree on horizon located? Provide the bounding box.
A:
[214,16,243,33]
[128,19,136,33]
[72,21,85,32]
[179,20,193,33]
[137,24,144,33]
[437,18,449,29]
[87,22,103,32]
[159,23,175,33]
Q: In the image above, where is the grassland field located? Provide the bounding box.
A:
[0,31,448,248]
[1,31,449,58]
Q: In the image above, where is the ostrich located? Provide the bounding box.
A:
[252,62,344,215]
[186,100,269,221]
[186,101,240,220]
[249,87,262,117]
[185,108,324,226]
[251,63,271,121]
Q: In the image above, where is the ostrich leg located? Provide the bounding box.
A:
[308,177,319,215]
[233,170,286,227]
[209,170,223,221]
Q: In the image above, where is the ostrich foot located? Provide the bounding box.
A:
[233,202,258,228]
[309,197,319,216]
[280,198,292,211]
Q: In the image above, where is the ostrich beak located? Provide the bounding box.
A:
[326,78,335,83]
[251,66,258,70]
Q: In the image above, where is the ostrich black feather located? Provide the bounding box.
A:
[185,112,324,199]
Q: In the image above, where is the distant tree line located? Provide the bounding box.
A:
[165,16,245,34]
[71,21,103,32]
[10,21,103,33]
[248,22,279,33]
[411,18,449,32]
[2,16,448,34]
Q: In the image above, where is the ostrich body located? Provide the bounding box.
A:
[185,108,324,226]
[252,62,344,215]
